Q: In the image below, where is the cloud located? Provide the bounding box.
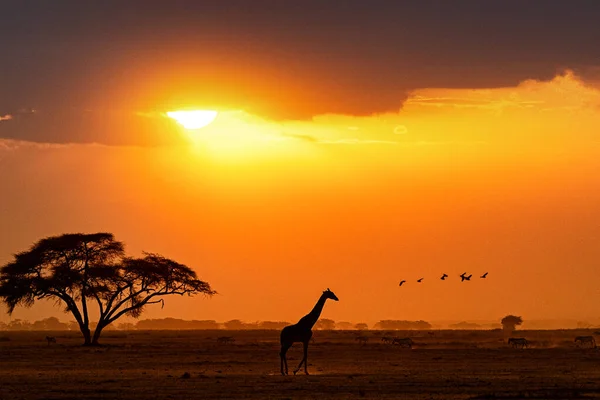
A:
[2,71,599,149]
[318,139,398,145]
[280,132,319,143]
[404,70,600,115]
[0,108,186,147]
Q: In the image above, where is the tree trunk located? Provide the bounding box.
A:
[81,325,92,346]
[91,322,105,345]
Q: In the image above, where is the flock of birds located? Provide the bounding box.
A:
[399,272,488,286]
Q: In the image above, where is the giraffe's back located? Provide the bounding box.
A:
[281,324,311,344]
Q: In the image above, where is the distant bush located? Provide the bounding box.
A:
[373,320,432,330]
[136,318,221,330]
[355,323,369,331]
[449,321,483,330]
[335,321,354,330]
[314,319,336,330]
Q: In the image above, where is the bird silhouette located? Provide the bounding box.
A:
[417,278,424,283]
[464,274,472,281]
[399,280,406,286]
[441,274,448,280]
[480,272,488,278]
[460,272,467,281]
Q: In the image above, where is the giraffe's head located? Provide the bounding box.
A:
[323,288,339,301]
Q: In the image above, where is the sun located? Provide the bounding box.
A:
[167,110,218,130]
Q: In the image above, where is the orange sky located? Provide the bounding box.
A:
[2,71,600,326]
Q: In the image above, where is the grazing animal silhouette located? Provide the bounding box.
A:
[381,336,394,344]
[217,336,235,345]
[355,336,368,345]
[45,336,56,345]
[508,337,528,349]
[399,280,406,286]
[480,272,488,278]
[574,336,596,348]
[279,288,339,376]
[441,274,448,280]
[417,278,424,283]
[392,337,413,348]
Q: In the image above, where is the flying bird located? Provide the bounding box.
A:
[464,274,472,281]
[460,273,472,282]
[417,278,424,283]
[481,272,488,278]
[441,274,448,280]
[399,280,406,287]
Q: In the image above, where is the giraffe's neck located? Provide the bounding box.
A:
[298,294,327,329]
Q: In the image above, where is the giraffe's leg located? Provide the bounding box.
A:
[280,344,291,376]
[293,341,310,375]
[303,341,309,375]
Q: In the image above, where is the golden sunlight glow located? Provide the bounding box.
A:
[167,110,218,130]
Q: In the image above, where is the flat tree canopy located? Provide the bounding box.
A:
[0,233,215,345]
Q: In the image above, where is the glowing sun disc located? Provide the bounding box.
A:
[167,110,218,129]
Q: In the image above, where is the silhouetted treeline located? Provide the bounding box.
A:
[0,317,417,331]
[373,320,432,330]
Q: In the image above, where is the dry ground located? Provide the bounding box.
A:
[1,329,599,399]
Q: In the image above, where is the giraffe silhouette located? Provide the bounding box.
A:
[279,288,339,375]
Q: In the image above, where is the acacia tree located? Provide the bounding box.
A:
[0,233,215,345]
[501,315,523,335]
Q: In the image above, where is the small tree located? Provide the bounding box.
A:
[314,318,336,330]
[355,322,369,331]
[0,233,215,345]
[501,315,523,335]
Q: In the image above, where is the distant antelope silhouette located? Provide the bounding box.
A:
[399,280,406,286]
[217,336,235,345]
[441,274,448,280]
[279,288,339,375]
[45,336,56,345]
[574,336,596,348]
[381,336,394,344]
[480,272,488,278]
[355,336,368,345]
[508,337,528,349]
[392,337,413,348]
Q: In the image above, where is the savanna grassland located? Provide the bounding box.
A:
[1,329,599,400]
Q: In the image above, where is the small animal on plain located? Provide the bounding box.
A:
[508,337,529,349]
[574,336,596,348]
[480,272,488,278]
[392,337,414,348]
[355,336,368,345]
[399,280,406,287]
[440,274,448,280]
[45,336,56,345]
[381,336,394,344]
[428,331,435,336]
[217,336,235,345]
